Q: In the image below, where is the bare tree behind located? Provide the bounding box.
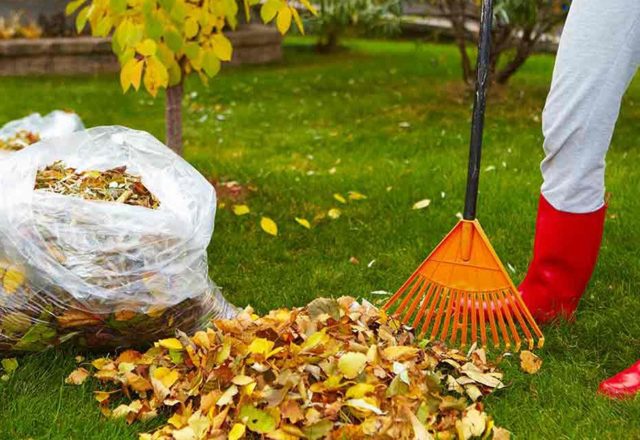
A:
[428,0,569,85]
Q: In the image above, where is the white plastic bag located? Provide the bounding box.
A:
[0,126,236,352]
[0,110,85,158]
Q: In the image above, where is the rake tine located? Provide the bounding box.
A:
[498,291,521,351]
[492,291,512,349]
[484,292,499,347]
[394,276,424,319]
[430,288,449,340]
[449,290,462,345]
[420,284,442,338]
[412,283,436,329]
[383,272,417,312]
[402,278,429,325]
[504,288,535,350]
[440,289,457,341]
[478,292,488,347]
[459,291,469,347]
[512,286,545,348]
[470,292,478,346]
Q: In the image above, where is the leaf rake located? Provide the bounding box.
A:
[383,0,543,351]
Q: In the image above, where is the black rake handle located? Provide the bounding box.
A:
[463,0,493,221]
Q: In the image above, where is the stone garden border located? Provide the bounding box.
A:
[0,24,282,77]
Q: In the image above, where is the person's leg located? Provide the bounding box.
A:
[520,0,640,323]
[541,0,640,213]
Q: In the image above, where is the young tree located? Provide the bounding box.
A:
[428,0,568,85]
[66,0,316,155]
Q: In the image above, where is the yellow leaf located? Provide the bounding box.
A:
[143,56,169,97]
[300,329,328,352]
[229,423,246,440]
[157,338,183,350]
[520,350,542,374]
[75,6,90,33]
[338,352,367,379]
[192,331,211,349]
[2,266,25,294]
[184,17,199,39]
[232,204,250,216]
[295,217,310,229]
[153,367,180,388]
[260,0,280,23]
[346,383,375,399]
[232,375,255,386]
[212,33,233,61]
[382,346,419,361]
[291,7,304,35]
[327,208,341,219]
[260,217,278,236]
[94,391,111,404]
[247,338,275,356]
[136,38,157,56]
[348,191,367,200]
[276,6,292,35]
[65,0,86,16]
[333,193,346,204]
[65,367,90,385]
[300,0,318,15]
[91,358,111,370]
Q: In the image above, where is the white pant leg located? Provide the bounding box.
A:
[541,0,640,213]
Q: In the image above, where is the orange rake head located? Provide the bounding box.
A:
[383,220,544,351]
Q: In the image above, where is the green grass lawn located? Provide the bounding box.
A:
[0,37,639,439]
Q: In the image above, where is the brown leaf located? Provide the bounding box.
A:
[66,367,90,385]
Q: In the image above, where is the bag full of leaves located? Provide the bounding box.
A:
[0,110,85,158]
[0,126,236,352]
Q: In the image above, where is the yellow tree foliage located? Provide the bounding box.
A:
[66,0,317,97]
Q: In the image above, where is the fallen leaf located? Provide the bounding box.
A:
[327,208,341,219]
[338,352,367,379]
[232,204,250,216]
[333,193,347,204]
[382,346,419,361]
[260,217,278,236]
[66,367,90,385]
[412,199,431,210]
[157,338,183,351]
[348,191,367,200]
[217,385,238,406]
[520,350,542,374]
[345,398,385,415]
[228,423,246,440]
[239,405,276,434]
[493,427,511,440]
[295,217,311,229]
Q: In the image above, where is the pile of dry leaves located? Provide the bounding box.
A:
[0,130,39,151]
[68,297,510,439]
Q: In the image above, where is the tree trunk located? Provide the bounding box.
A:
[316,31,340,53]
[165,83,183,156]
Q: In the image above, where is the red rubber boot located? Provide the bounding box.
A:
[598,360,640,399]
[519,195,606,324]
